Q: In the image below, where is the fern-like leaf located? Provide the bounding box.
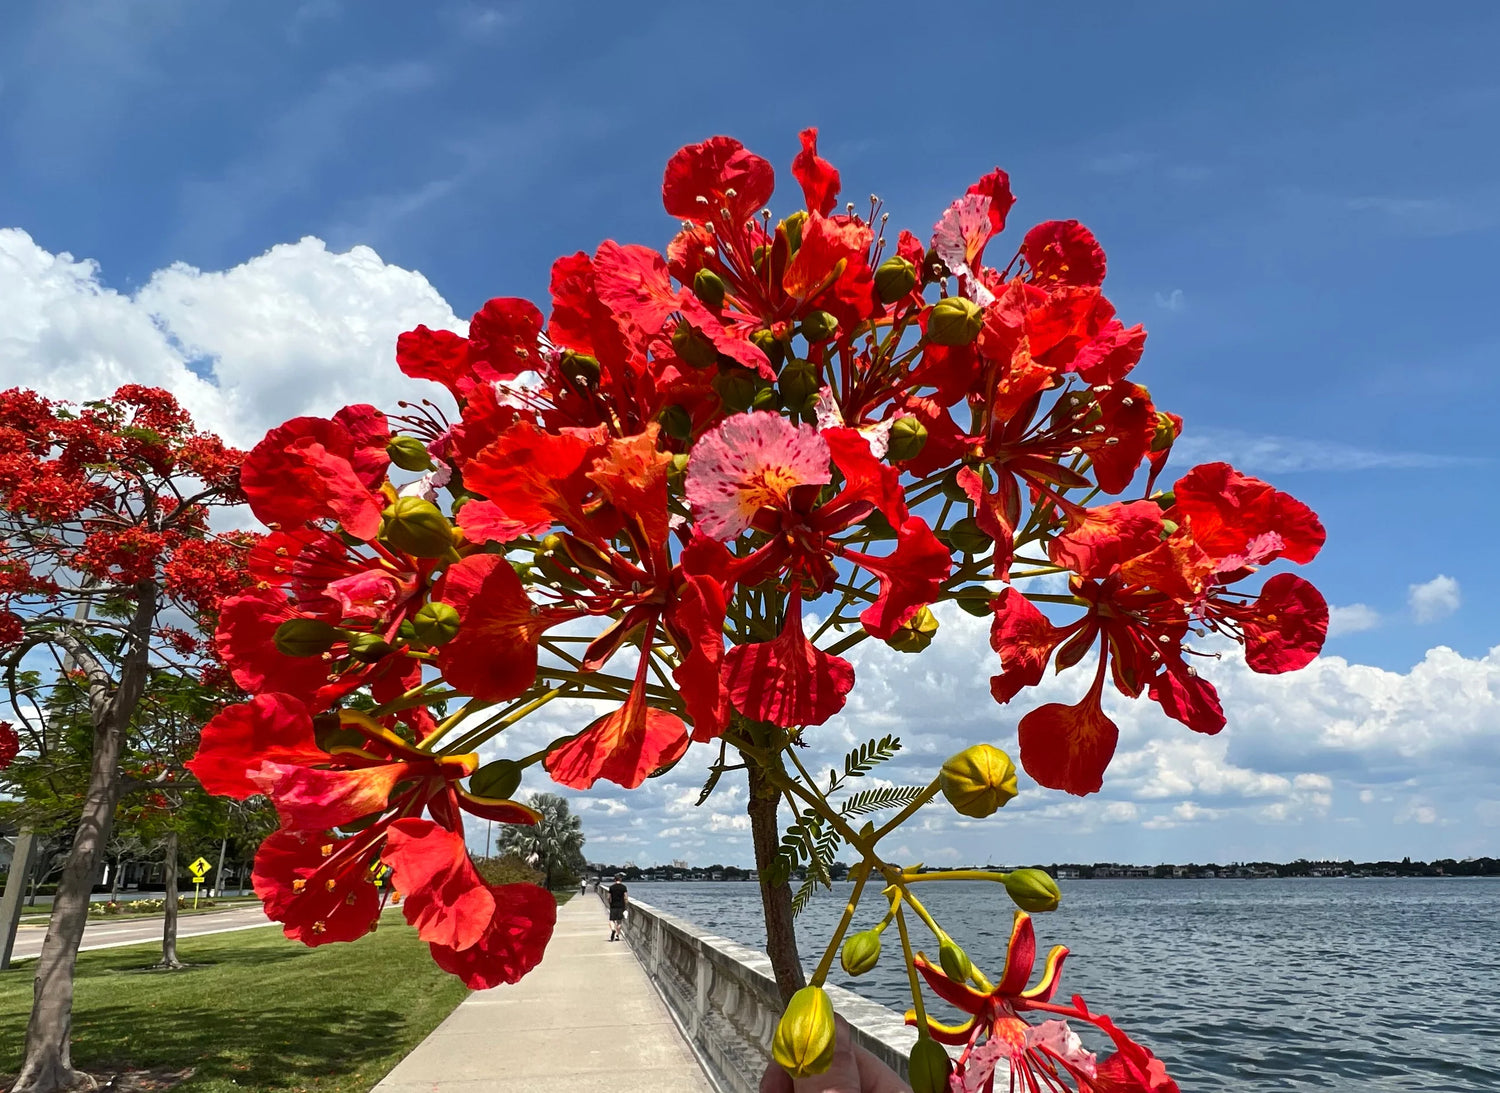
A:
[838,785,926,818]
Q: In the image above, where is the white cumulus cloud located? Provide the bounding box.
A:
[1328,603,1381,636]
[1407,574,1461,623]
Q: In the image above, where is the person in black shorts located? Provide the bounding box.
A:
[607,873,628,941]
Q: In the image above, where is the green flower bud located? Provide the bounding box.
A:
[839,930,881,976]
[411,601,461,647]
[874,255,918,304]
[692,268,726,309]
[312,713,366,753]
[938,937,972,983]
[940,744,1019,818]
[778,359,820,408]
[885,605,939,654]
[945,516,990,556]
[752,244,770,273]
[800,310,839,344]
[346,632,393,664]
[779,210,807,252]
[559,349,601,387]
[658,404,693,441]
[1003,868,1062,913]
[926,296,984,347]
[671,321,720,369]
[273,617,340,658]
[940,467,972,502]
[885,415,928,463]
[713,368,762,413]
[668,452,691,479]
[772,986,836,1079]
[386,435,435,472]
[749,327,786,372]
[1152,489,1176,510]
[469,759,523,801]
[380,496,458,559]
[907,1038,953,1093]
[953,587,996,618]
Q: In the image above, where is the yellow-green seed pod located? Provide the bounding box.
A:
[749,327,786,370]
[945,516,990,557]
[780,210,807,253]
[886,605,939,654]
[469,759,523,801]
[671,322,719,369]
[559,349,601,387]
[346,632,392,664]
[1003,868,1062,913]
[800,310,839,344]
[693,268,727,309]
[839,929,881,976]
[410,601,461,647]
[273,617,341,658]
[940,744,1019,818]
[772,986,837,1079]
[658,404,693,441]
[386,435,435,472]
[885,415,928,463]
[778,359,820,407]
[874,255,918,304]
[926,296,984,347]
[380,497,458,559]
[938,937,972,983]
[907,1037,953,1093]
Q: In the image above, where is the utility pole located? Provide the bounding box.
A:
[1,830,39,970]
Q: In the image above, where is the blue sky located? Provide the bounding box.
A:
[3,0,1498,866]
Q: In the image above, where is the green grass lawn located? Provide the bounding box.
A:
[0,913,469,1093]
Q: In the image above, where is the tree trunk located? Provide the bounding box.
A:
[747,759,805,1004]
[13,584,158,1093]
[158,831,181,969]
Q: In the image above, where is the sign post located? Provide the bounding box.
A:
[188,856,212,909]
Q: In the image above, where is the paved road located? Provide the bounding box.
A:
[8,905,277,962]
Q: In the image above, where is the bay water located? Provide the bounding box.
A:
[636,878,1500,1090]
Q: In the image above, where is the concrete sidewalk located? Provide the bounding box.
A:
[371,894,709,1092]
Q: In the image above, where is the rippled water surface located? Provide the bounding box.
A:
[635,878,1500,1090]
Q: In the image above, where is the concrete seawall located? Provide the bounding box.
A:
[604,890,922,1092]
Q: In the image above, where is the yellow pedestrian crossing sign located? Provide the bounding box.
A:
[189,857,212,881]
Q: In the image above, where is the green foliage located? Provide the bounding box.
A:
[837,785,927,818]
[493,792,587,890]
[471,853,545,888]
[823,734,902,795]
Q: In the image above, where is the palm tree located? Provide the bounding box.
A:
[496,793,586,890]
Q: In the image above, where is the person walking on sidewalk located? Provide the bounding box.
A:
[606,873,628,941]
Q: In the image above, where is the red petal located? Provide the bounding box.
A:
[1148,657,1226,735]
[1018,679,1119,796]
[1173,462,1326,566]
[995,910,1039,996]
[1022,220,1106,288]
[434,554,543,703]
[397,324,475,399]
[383,818,496,952]
[428,882,557,988]
[331,404,391,491]
[545,691,690,790]
[252,829,380,947]
[593,241,684,334]
[662,136,775,226]
[824,426,908,528]
[467,297,545,381]
[241,416,385,539]
[187,694,327,799]
[791,127,842,218]
[215,590,348,705]
[463,421,605,536]
[1049,501,1165,580]
[671,574,731,742]
[989,588,1069,704]
[1242,573,1328,674]
[251,761,405,830]
[844,517,952,639]
[723,592,854,727]
[587,427,673,551]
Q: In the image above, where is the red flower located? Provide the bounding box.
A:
[907,910,1178,1093]
[427,881,557,989]
[240,407,390,539]
[0,720,19,770]
[791,127,841,217]
[723,585,855,727]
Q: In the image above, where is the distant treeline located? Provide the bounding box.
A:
[585,857,1500,882]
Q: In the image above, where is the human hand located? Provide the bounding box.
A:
[759,1016,913,1093]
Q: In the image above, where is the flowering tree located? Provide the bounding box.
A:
[0,386,249,1093]
[191,131,1327,1091]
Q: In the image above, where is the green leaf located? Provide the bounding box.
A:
[837,785,927,818]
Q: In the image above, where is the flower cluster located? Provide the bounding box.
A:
[196,130,1328,1079]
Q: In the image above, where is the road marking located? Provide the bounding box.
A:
[8,919,281,962]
